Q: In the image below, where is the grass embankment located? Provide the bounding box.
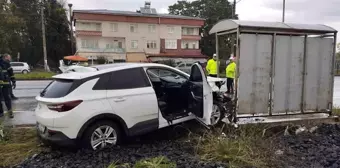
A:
[15,71,56,80]
[0,125,41,167]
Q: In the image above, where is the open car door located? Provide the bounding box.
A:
[188,63,213,126]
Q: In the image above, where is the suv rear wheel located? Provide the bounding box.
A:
[82,120,121,150]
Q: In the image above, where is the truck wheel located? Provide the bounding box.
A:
[82,120,121,150]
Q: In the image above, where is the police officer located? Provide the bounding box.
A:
[0,53,15,118]
[206,54,218,77]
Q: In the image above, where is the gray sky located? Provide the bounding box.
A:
[68,0,340,42]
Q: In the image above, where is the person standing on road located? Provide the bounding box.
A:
[226,56,236,94]
[0,53,15,118]
[206,54,218,77]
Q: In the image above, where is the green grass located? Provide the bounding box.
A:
[15,71,56,80]
[333,106,340,116]
[0,127,42,167]
[107,156,176,168]
[191,125,276,168]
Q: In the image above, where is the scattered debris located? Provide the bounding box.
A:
[295,126,307,135]
[309,126,318,133]
[275,150,284,155]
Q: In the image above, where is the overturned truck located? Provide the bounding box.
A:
[210,20,338,124]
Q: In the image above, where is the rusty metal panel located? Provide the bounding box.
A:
[304,37,333,111]
[272,36,304,113]
[238,34,272,114]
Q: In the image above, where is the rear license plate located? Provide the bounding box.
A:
[37,123,46,133]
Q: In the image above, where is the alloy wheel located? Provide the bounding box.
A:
[90,125,117,150]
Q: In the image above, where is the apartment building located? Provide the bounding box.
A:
[73,2,205,63]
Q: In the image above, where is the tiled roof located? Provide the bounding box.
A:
[73,9,205,20]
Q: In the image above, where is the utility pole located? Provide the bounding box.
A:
[231,0,236,56]
[40,0,50,72]
[282,0,286,22]
[68,3,74,54]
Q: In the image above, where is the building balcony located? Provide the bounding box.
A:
[78,48,126,54]
[76,30,102,36]
[181,35,201,40]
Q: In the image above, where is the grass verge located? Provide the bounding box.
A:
[191,124,278,168]
[108,156,176,168]
[333,106,340,116]
[0,127,42,167]
[15,71,56,80]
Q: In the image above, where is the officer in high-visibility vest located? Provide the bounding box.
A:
[206,54,218,77]
[226,56,236,94]
[0,53,15,118]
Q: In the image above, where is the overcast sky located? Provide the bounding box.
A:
[68,0,340,42]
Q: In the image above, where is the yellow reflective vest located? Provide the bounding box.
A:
[226,62,236,78]
[206,59,217,75]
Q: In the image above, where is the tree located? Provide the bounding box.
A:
[169,0,237,58]
[1,0,72,69]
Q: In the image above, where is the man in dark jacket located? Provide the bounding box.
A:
[0,53,15,118]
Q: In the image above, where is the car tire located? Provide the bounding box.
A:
[22,70,28,74]
[210,102,225,127]
[82,120,121,150]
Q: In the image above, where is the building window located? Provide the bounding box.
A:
[167,26,175,34]
[106,40,123,49]
[147,40,157,49]
[130,24,138,33]
[182,27,197,35]
[131,40,138,49]
[81,39,99,48]
[95,23,101,31]
[165,40,177,49]
[148,25,156,33]
[181,41,199,49]
[110,23,118,32]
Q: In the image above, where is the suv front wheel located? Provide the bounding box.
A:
[82,120,121,150]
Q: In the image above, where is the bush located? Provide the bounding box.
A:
[97,56,107,64]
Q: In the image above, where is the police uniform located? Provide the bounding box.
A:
[0,58,15,118]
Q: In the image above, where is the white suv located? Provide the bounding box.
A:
[35,63,219,150]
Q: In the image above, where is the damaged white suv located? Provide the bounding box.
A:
[35,63,223,150]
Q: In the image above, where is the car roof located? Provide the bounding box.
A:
[53,63,181,80]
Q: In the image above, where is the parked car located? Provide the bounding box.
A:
[175,62,193,74]
[35,63,225,150]
[11,62,30,74]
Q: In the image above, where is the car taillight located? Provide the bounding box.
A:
[47,100,83,112]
